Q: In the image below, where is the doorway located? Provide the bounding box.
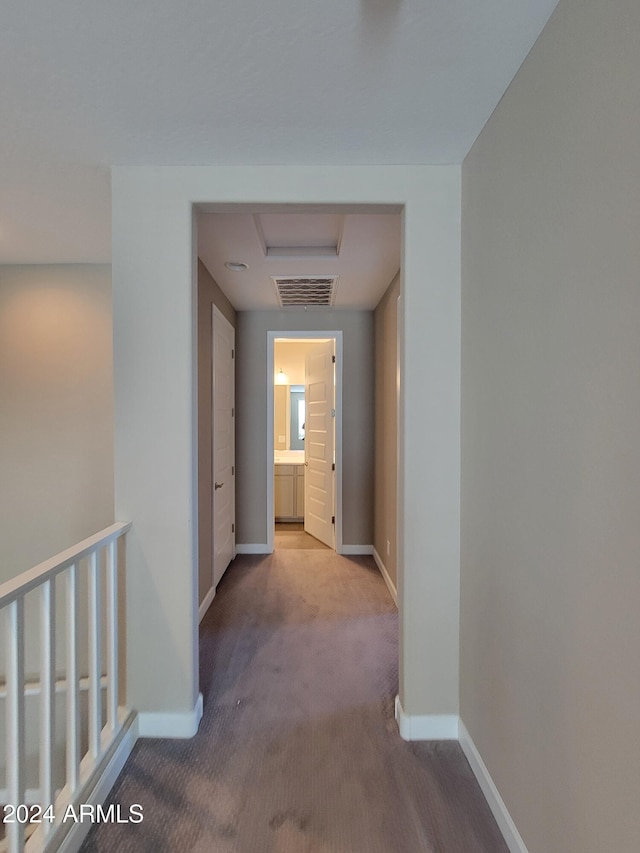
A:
[267,331,343,554]
[113,171,462,739]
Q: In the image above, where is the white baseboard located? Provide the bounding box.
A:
[392,703,526,853]
[236,543,271,554]
[340,544,373,555]
[199,586,215,622]
[137,693,203,738]
[394,695,459,740]
[458,720,529,853]
[372,548,398,606]
[55,712,139,853]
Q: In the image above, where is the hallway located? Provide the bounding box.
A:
[82,551,506,852]
[274,522,330,551]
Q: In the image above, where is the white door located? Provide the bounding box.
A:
[304,340,335,548]
[212,307,235,587]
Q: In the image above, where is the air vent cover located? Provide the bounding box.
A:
[272,276,338,307]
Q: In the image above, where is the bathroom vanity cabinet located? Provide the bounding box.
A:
[274,463,305,521]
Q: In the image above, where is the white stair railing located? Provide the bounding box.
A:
[0,522,131,853]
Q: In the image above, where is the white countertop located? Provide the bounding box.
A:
[274,450,305,464]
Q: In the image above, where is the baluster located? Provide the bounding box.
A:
[6,597,26,853]
[40,579,56,833]
[106,540,119,732]
[0,522,130,850]
[66,563,80,791]
[88,550,102,758]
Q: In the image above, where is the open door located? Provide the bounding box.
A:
[304,339,335,548]
[212,307,235,586]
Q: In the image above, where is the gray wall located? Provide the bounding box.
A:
[197,259,236,605]
[374,273,399,591]
[461,0,640,849]
[0,264,114,581]
[236,310,374,547]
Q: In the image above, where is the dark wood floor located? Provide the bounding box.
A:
[82,549,507,852]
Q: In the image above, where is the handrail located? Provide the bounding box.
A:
[1,521,132,853]
[0,522,131,609]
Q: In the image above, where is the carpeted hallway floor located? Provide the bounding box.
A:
[274,522,330,550]
[81,550,507,852]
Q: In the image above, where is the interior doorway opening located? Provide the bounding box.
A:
[267,331,343,554]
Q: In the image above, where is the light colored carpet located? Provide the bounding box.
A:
[274,523,330,550]
[81,550,507,852]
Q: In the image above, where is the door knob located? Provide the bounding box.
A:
[214,482,224,489]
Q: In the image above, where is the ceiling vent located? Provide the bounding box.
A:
[272,276,338,308]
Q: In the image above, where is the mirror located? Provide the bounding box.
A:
[290,386,305,450]
[274,384,305,450]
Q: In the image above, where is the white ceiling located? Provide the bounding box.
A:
[198,210,401,310]
[0,0,558,264]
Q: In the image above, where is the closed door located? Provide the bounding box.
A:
[304,340,335,548]
[212,307,235,587]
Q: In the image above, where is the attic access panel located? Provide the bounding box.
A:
[272,276,338,308]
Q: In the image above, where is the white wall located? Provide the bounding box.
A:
[0,264,114,782]
[111,166,460,725]
[0,265,114,581]
[274,340,319,386]
[461,0,640,849]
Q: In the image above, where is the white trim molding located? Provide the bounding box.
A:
[14,710,139,853]
[138,693,203,739]
[392,704,527,853]
[372,548,398,606]
[394,695,459,740]
[340,544,373,556]
[458,721,529,853]
[56,713,139,853]
[267,330,344,555]
[236,544,271,555]
[198,586,215,622]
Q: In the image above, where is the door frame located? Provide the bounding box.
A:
[114,169,462,735]
[212,306,236,566]
[267,330,343,554]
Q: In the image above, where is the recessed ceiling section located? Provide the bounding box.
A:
[198,209,401,311]
[255,213,344,258]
